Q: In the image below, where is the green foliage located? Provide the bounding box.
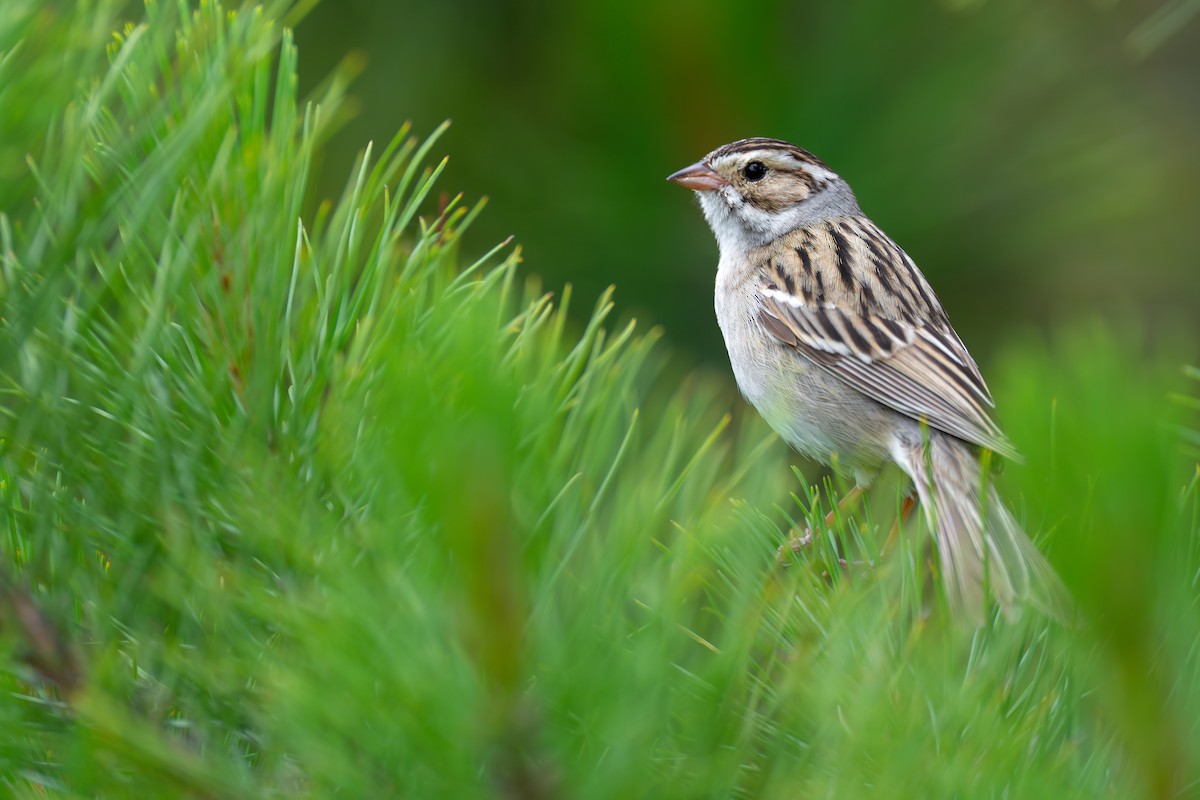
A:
[1,2,1197,798]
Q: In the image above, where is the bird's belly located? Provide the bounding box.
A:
[733,345,841,459]
[716,299,891,474]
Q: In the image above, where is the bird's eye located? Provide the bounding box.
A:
[742,161,768,182]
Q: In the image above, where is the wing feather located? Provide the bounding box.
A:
[759,288,1019,460]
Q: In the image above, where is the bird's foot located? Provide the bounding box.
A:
[775,485,866,567]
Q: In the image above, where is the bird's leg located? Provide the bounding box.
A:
[824,491,917,579]
[776,485,865,564]
[880,492,918,557]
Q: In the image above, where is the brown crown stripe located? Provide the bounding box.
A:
[710,138,833,170]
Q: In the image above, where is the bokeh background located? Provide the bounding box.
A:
[297,0,1200,365]
[3,3,1200,794]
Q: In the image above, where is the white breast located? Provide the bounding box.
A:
[712,251,850,468]
[713,253,772,409]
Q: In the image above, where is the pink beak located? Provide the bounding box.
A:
[666,161,729,191]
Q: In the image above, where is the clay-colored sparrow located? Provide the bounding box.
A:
[668,137,1063,621]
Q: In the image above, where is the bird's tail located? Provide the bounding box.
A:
[892,432,1069,623]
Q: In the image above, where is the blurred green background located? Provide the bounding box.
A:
[296,0,1200,363]
[3,2,1200,795]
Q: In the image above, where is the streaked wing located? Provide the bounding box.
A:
[759,288,1020,460]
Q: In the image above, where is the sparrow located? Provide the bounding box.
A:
[668,137,1063,621]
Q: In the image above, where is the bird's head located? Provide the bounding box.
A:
[667,137,859,255]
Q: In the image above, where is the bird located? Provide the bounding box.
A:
[667,137,1064,622]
